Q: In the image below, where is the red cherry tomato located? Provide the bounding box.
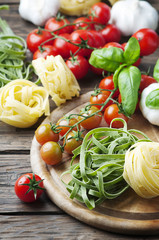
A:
[90,64,107,75]
[26,29,53,53]
[99,75,119,98]
[132,28,158,56]
[63,131,84,155]
[40,141,62,165]
[89,2,111,25]
[35,123,59,145]
[139,74,157,93]
[57,117,80,137]
[15,173,44,202]
[45,17,73,35]
[73,17,95,30]
[88,30,105,48]
[79,106,102,130]
[53,33,71,59]
[104,104,128,128]
[104,42,124,51]
[90,90,113,111]
[66,55,89,80]
[100,24,121,44]
[33,45,59,60]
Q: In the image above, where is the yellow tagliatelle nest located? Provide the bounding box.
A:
[123,142,159,198]
[32,55,80,106]
[0,79,50,128]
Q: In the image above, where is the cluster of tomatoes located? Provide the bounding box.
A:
[26,2,122,80]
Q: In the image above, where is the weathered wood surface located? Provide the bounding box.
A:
[0,0,159,239]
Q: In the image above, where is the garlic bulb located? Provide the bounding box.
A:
[110,0,159,36]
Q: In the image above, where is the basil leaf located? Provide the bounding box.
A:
[123,37,140,65]
[118,66,141,116]
[113,64,127,88]
[153,59,159,82]
[146,89,159,109]
[89,47,124,72]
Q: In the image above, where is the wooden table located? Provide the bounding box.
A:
[1,0,159,239]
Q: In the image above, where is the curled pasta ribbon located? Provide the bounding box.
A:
[123,142,159,198]
[0,79,50,128]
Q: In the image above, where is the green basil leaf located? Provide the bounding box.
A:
[118,66,141,116]
[89,47,124,72]
[153,59,159,82]
[113,64,127,88]
[146,88,159,109]
[123,37,140,65]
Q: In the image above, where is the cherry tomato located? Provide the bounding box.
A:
[104,104,128,128]
[73,17,95,31]
[69,30,94,57]
[89,2,111,25]
[33,45,59,60]
[27,29,53,53]
[57,117,80,137]
[40,141,62,165]
[88,30,105,48]
[63,131,84,155]
[104,42,124,51]
[35,123,59,145]
[53,33,71,59]
[90,90,112,111]
[100,24,121,43]
[66,55,89,80]
[15,173,44,203]
[139,74,157,93]
[45,17,73,35]
[99,75,119,98]
[132,28,158,56]
[79,106,102,130]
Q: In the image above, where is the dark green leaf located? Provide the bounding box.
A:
[118,66,141,116]
[153,59,159,82]
[123,37,140,65]
[145,88,159,109]
[89,47,124,72]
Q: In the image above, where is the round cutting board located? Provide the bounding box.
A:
[30,92,159,235]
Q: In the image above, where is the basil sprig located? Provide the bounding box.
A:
[89,37,141,117]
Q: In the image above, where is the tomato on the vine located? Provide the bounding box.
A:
[63,131,84,154]
[132,28,158,56]
[73,17,95,31]
[100,24,121,43]
[90,65,107,75]
[33,45,59,60]
[15,173,44,203]
[27,29,53,53]
[79,106,102,130]
[90,90,113,111]
[88,30,105,48]
[139,74,157,93]
[104,104,128,128]
[57,117,80,137]
[53,33,71,59]
[104,42,124,51]
[35,123,59,145]
[45,16,73,35]
[40,141,62,165]
[99,75,119,98]
[66,55,89,80]
[89,2,111,25]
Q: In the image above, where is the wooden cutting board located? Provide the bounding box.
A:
[30,91,159,235]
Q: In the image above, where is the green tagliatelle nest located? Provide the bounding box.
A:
[61,119,151,210]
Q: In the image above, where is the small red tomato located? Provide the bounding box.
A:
[63,131,84,155]
[99,75,119,98]
[33,45,59,60]
[104,104,128,128]
[56,117,80,137]
[139,74,157,93]
[100,24,121,44]
[88,30,105,48]
[45,17,73,35]
[90,90,113,111]
[89,2,111,25]
[53,33,71,59]
[26,29,53,53]
[66,55,89,80]
[79,106,102,130]
[40,141,62,165]
[15,173,44,203]
[73,17,95,31]
[104,42,124,51]
[35,123,59,145]
[132,28,158,56]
